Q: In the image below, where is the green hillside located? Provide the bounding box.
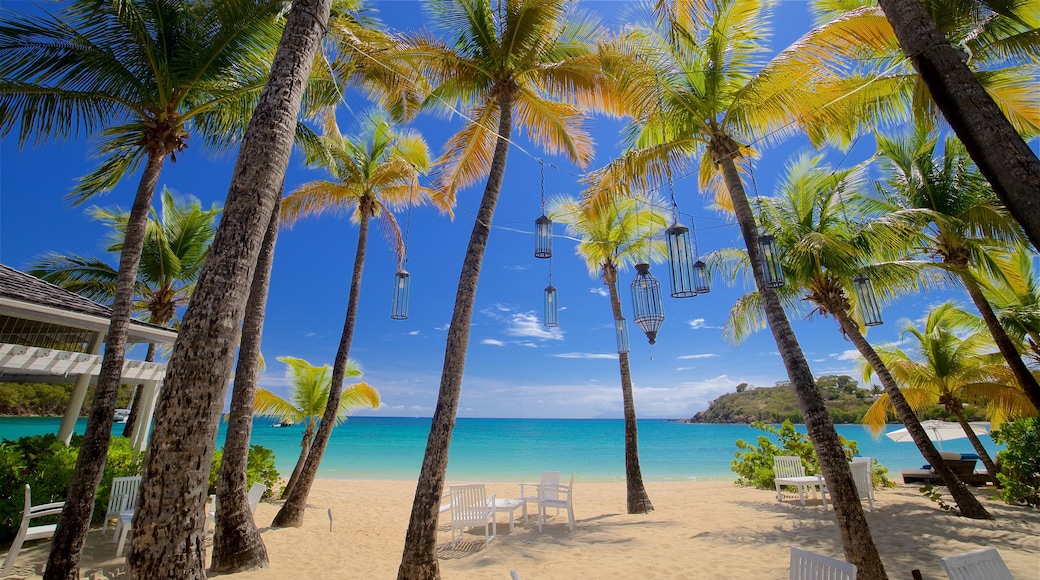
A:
[684,375,880,424]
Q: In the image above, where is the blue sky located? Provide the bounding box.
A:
[1,0,1037,419]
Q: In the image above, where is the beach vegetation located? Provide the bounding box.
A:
[992,417,1040,508]
[981,247,1040,368]
[687,375,878,424]
[552,190,668,515]
[208,445,281,500]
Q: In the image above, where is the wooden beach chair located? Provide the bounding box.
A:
[939,547,1013,580]
[519,471,559,521]
[789,547,856,580]
[774,456,822,506]
[536,471,575,532]
[1,484,65,576]
[104,475,141,536]
[448,484,496,548]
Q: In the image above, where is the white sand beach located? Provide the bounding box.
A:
[4,479,1039,579]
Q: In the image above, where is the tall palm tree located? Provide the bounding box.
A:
[551,191,667,514]
[722,153,993,518]
[125,0,336,574]
[982,247,1040,366]
[0,2,325,575]
[861,301,1033,482]
[270,111,437,527]
[256,356,378,500]
[29,189,221,437]
[589,1,892,573]
[386,1,611,576]
[872,128,1040,412]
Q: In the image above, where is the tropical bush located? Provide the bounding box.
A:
[992,417,1040,507]
[208,445,281,499]
[731,420,894,490]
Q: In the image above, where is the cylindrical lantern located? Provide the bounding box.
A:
[692,260,710,294]
[631,263,665,345]
[535,214,552,259]
[665,223,696,298]
[757,233,785,288]
[614,316,629,354]
[853,274,883,327]
[544,284,558,327]
[391,270,410,320]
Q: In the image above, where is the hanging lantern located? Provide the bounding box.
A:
[692,260,710,294]
[544,284,558,327]
[631,263,665,345]
[614,316,629,354]
[757,233,785,288]
[391,269,410,320]
[665,222,696,298]
[853,274,883,327]
[535,214,552,258]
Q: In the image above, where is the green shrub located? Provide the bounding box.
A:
[208,445,281,499]
[992,417,1040,508]
[731,420,893,490]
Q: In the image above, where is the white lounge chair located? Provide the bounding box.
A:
[1,484,65,576]
[448,484,496,548]
[537,471,575,532]
[790,546,857,580]
[820,458,874,512]
[206,482,267,535]
[104,475,141,536]
[519,471,559,521]
[939,547,1013,580]
[774,456,822,506]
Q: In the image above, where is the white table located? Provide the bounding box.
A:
[491,498,526,531]
[775,475,824,506]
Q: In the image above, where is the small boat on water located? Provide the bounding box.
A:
[114,409,130,423]
[271,420,295,428]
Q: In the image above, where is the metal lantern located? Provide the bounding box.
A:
[665,222,696,298]
[614,316,630,354]
[544,284,558,327]
[631,263,665,345]
[853,274,883,327]
[391,269,410,320]
[692,260,710,294]
[535,214,552,258]
[757,233,785,288]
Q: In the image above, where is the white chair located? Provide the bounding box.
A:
[104,475,142,536]
[113,479,144,557]
[206,482,267,536]
[939,547,1014,580]
[246,482,266,514]
[537,471,575,532]
[448,484,496,548]
[819,458,874,512]
[519,471,559,521]
[1,484,65,576]
[790,546,857,580]
[774,456,822,506]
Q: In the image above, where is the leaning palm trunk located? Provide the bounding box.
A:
[126,1,331,576]
[396,90,514,580]
[122,342,158,438]
[282,424,316,501]
[211,197,281,573]
[710,134,888,579]
[44,152,165,580]
[874,0,1040,253]
[830,307,993,518]
[273,197,373,527]
[959,272,1040,412]
[604,264,653,513]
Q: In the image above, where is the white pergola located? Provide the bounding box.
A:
[0,263,176,452]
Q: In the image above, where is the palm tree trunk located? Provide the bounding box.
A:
[273,196,374,527]
[948,405,999,485]
[874,0,1040,252]
[44,151,165,580]
[709,134,888,579]
[604,264,653,514]
[396,88,515,580]
[959,271,1040,411]
[126,1,331,576]
[122,342,158,438]
[282,425,316,501]
[210,196,281,573]
[830,307,993,518]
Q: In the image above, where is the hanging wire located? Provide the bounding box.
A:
[535,159,552,259]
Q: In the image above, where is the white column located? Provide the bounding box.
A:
[57,333,104,445]
[132,380,161,454]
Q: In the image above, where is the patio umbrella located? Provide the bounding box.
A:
[885,420,989,450]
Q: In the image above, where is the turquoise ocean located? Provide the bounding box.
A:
[0,417,1003,482]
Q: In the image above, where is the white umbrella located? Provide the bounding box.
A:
[885,420,989,450]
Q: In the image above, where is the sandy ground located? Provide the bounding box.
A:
[4,479,1039,579]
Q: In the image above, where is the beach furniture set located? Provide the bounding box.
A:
[899,451,990,486]
[774,456,875,512]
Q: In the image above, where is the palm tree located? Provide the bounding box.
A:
[270,111,437,527]
[872,128,1040,412]
[386,1,611,576]
[551,191,667,514]
[0,1,322,575]
[256,356,379,499]
[722,153,992,518]
[125,0,335,574]
[589,1,891,573]
[861,301,1034,482]
[29,189,221,437]
[982,247,1040,366]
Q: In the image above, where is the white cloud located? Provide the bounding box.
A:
[504,311,564,341]
[834,349,862,361]
[506,265,529,271]
[408,330,420,336]
[435,323,450,332]
[482,338,506,346]
[517,341,538,348]
[551,352,618,360]
[590,287,608,297]
[677,353,718,360]
[688,318,706,329]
